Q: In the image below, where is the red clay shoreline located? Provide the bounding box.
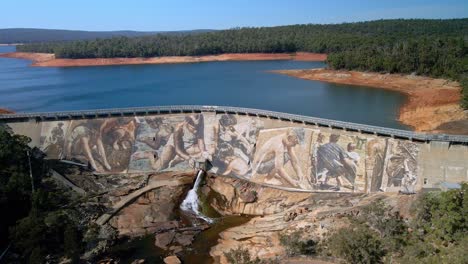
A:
[0,52,327,67]
[0,108,14,114]
[274,68,467,133]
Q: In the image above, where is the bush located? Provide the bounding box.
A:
[279,230,317,256]
[354,200,408,253]
[327,225,385,264]
[64,224,81,263]
[224,246,262,264]
[397,183,468,263]
[413,183,466,242]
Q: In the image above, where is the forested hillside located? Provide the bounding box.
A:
[0,28,213,44]
[17,19,468,108]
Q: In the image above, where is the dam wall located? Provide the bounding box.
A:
[1,105,467,193]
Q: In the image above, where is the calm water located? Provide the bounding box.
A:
[0,46,407,129]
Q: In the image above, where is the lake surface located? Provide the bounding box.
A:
[0,46,407,129]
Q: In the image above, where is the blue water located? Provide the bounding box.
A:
[0,46,407,129]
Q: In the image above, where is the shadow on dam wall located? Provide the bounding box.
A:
[2,106,467,193]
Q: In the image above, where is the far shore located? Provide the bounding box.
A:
[274,68,467,134]
[0,52,327,67]
[0,43,23,46]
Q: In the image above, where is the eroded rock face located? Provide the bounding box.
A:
[108,174,191,237]
[205,176,416,263]
[203,175,311,216]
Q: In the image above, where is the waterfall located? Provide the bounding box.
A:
[180,170,213,223]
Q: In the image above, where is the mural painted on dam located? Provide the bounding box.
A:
[367,139,419,193]
[249,129,368,192]
[310,132,368,192]
[251,127,314,189]
[63,118,136,173]
[40,121,70,159]
[32,113,420,193]
[248,128,419,193]
[129,114,215,172]
[210,114,264,177]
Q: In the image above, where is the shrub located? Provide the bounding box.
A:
[279,230,317,256]
[224,246,274,264]
[327,225,385,264]
[354,200,408,253]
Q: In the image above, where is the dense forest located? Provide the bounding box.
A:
[0,28,213,44]
[17,19,468,108]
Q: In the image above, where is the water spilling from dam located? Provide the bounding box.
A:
[180,170,213,223]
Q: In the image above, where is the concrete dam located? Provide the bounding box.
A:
[1,105,467,194]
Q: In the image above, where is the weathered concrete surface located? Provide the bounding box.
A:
[7,120,42,147]
[418,141,468,188]
[2,110,466,195]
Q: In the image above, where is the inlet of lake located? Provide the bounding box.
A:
[0,46,407,129]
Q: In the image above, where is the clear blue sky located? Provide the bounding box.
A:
[2,0,467,31]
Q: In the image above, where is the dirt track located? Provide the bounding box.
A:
[0,52,327,67]
[274,68,467,133]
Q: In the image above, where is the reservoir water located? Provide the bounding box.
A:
[0,46,407,129]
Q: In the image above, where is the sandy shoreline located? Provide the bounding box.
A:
[274,68,467,133]
[0,52,327,67]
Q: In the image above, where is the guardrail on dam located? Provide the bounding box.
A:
[1,105,467,193]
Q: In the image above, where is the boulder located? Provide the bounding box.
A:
[174,232,195,246]
[155,231,175,250]
[163,256,181,264]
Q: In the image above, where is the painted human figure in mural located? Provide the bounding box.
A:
[366,139,387,192]
[215,142,251,177]
[316,134,359,191]
[132,114,208,170]
[400,159,417,193]
[65,118,135,172]
[42,122,66,158]
[386,156,416,190]
[252,129,305,187]
[211,114,258,176]
[344,142,360,183]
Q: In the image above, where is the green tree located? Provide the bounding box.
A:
[327,225,386,264]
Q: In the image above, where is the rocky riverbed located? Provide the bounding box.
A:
[51,165,419,263]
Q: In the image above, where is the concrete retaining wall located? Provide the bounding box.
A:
[2,106,466,193]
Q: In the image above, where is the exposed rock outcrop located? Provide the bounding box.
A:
[105,172,194,236]
[203,175,311,216]
[205,175,418,263]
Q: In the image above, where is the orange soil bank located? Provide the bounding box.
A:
[0,52,327,67]
[274,68,467,134]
